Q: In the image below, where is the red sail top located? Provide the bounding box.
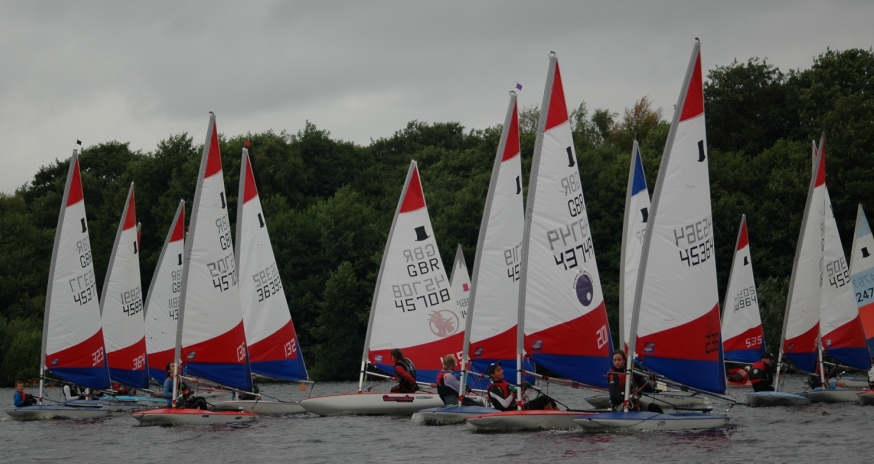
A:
[544,61,570,131]
[170,204,185,242]
[243,152,259,203]
[503,102,521,161]
[204,121,223,178]
[679,52,704,122]
[815,137,826,188]
[400,166,426,213]
[737,217,749,251]
[67,157,84,206]
[123,190,137,231]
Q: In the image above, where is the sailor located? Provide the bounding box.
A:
[390,348,418,393]
[13,381,37,407]
[436,354,461,405]
[749,352,776,392]
[726,366,750,384]
[607,350,656,411]
[486,362,558,411]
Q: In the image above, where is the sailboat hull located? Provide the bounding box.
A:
[466,410,592,432]
[211,399,305,414]
[857,390,874,405]
[804,387,870,403]
[413,405,496,425]
[746,391,811,407]
[299,392,443,416]
[5,405,111,421]
[131,408,258,426]
[585,391,707,410]
[575,411,730,432]
[64,399,145,412]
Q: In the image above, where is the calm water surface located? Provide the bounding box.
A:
[2,375,872,463]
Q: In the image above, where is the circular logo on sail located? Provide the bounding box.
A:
[428,310,459,338]
[574,271,594,306]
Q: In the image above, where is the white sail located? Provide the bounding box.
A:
[630,40,724,394]
[41,150,110,391]
[518,53,612,388]
[236,146,308,381]
[176,113,251,391]
[360,161,460,387]
[100,183,148,388]
[449,245,471,332]
[720,215,765,363]
[144,200,185,383]
[619,141,650,349]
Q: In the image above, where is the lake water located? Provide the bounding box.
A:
[2,375,872,463]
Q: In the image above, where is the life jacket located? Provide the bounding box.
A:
[488,379,516,410]
[748,361,767,384]
[727,367,748,383]
[395,358,418,391]
[608,368,627,391]
[436,369,457,402]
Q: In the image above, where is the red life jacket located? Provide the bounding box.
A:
[749,361,766,384]
[608,368,627,391]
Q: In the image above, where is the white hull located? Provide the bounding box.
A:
[585,392,708,410]
[746,391,811,407]
[299,393,443,416]
[804,387,869,403]
[212,400,305,414]
[5,405,111,421]
[64,399,145,412]
[466,411,589,432]
[132,408,258,426]
[575,411,731,432]
[114,395,166,405]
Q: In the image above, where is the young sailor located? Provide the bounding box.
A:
[748,352,776,392]
[390,348,418,393]
[607,350,656,411]
[436,354,461,405]
[13,381,37,407]
[486,362,557,411]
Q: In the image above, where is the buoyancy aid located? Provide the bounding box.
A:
[748,361,767,384]
[395,358,418,392]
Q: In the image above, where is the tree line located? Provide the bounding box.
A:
[1,48,873,386]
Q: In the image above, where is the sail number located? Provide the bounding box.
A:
[253,262,282,302]
[393,275,450,312]
[596,325,609,349]
[77,237,93,268]
[826,257,850,289]
[505,243,521,282]
[92,347,105,366]
[69,269,97,306]
[216,217,232,251]
[121,286,143,317]
[236,342,247,362]
[675,217,714,268]
[133,354,145,370]
[553,238,594,270]
[745,335,763,348]
[732,286,757,311]
[284,339,297,357]
[207,253,237,292]
[704,331,720,354]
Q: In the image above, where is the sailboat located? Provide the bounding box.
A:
[298,161,452,416]
[417,92,531,425]
[577,40,732,431]
[585,141,707,411]
[720,215,767,388]
[6,149,111,420]
[468,55,612,432]
[133,114,258,425]
[212,143,310,415]
[804,136,871,403]
[852,205,874,404]
[144,201,185,384]
[449,245,472,327]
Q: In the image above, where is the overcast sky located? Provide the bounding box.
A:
[2,1,872,193]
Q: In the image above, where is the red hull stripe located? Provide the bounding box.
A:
[123,190,137,231]
[784,322,820,355]
[723,325,764,352]
[204,121,223,178]
[525,302,611,357]
[679,52,704,122]
[170,205,185,242]
[46,329,106,369]
[544,62,569,131]
[248,319,300,363]
[636,303,721,362]
[67,158,84,206]
[182,321,248,365]
[399,167,426,213]
[107,337,147,370]
[502,102,520,161]
[243,153,259,203]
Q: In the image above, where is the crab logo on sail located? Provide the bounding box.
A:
[428,310,459,337]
